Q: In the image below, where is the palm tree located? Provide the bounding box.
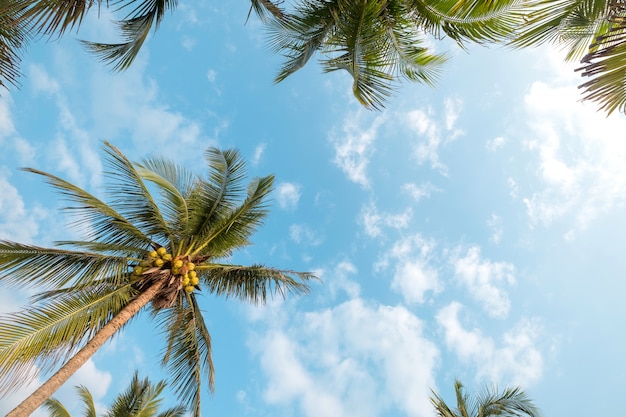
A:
[44,371,186,417]
[0,142,315,417]
[430,379,542,417]
[511,0,626,114]
[266,0,529,109]
[0,0,282,89]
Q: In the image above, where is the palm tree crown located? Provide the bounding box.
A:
[266,0,529,109]
[511,0,626,114]
[430,379,542,417]
[0,142,315,417]
[44,371,186,417]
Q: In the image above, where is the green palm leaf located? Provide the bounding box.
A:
[200,264,315,303]
[43,397,73,417]
[0,242,130,289]
[82,0,176,71]
[0,281,136,394]
[190,175,274,258]
[430,379,542,417]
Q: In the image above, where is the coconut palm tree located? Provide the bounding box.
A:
[430,379,542,417]
[44,371,186,417]
[511,0,626,114]
[0,142,315,417]
[266,0,530,109]
[0,0,282,89]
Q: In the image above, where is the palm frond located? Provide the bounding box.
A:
[82,0,176,71]
[248,0,287,22]
[135,165,191,245]
[511,0,609,59]
[430,389,458,417]
[101,142,171,246]
[43,397,73,417]
[106,370,165,417]
[77,385,97,417]
[267,0,337,83]
[0,1,31,89]
[200,264,315,304]
[158,297,211,417]
[18,0,100,38]
[0,241,130,289]
[22,166,153,251]
[421,0,528,44]
[0,281,136,395]
[189,175,274,258]
[477,384,542,417]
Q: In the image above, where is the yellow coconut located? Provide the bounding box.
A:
[157,247,167,257]
[154,258,165,267]
[187,262,195,271]
[190,276,199,286]
[173,259,184,269]
[184,285,195,293]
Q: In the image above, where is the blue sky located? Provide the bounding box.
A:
[1,1,626,416]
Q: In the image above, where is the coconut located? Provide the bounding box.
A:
[157,247,167,257]
[184,285,195,293]
[187,262,195,271]
[154,258,165,267]
[190,276,199,286]
[173,259,184,269]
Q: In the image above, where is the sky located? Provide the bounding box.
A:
[1,1,626,416]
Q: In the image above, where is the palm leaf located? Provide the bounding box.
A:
[77,385,97,417]
[22,166,153,251]
[0,241,131,289]
[189,175,274,258]
[157,297,209,417]
[43,397,72,417]
[200,264,315,304]
[82,0,176,71]
[0,281,136,395]
[101,142,171,247]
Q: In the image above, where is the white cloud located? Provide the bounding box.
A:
[0,358,111,417]
[0,96,16,140]
[289,224,323,246]
[451,246,515,318]
[487,214,503,244]
[252,143,266,165]
[330,111,385,188]
[206,69,217,82]
[317,260,361,300]
[520,66,626,233]
[252,298,439,417]
[375,233,440,304]
[437,302,543,386]
[405,99,464,175]
[402,182,440,202]
[486,136,506,152]
[0,171,47,244]
[360,201,412,238]
[276,182,301,210]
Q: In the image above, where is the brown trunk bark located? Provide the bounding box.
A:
[6,279,166,417]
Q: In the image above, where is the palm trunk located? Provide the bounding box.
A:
[6,279,166,417]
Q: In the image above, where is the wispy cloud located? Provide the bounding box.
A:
[401,182,440,203]
[520,69,626,235]
[450,246,515,318]
[290,223,324,246]
[405,98,464,175]
[375,233,440,304]
[359,201,412,238]
[437,302,543,386]
[330,111,385,188]
[276,182,302,210]
[251,298,439,417]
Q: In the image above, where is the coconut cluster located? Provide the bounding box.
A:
[131,247,199,294]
